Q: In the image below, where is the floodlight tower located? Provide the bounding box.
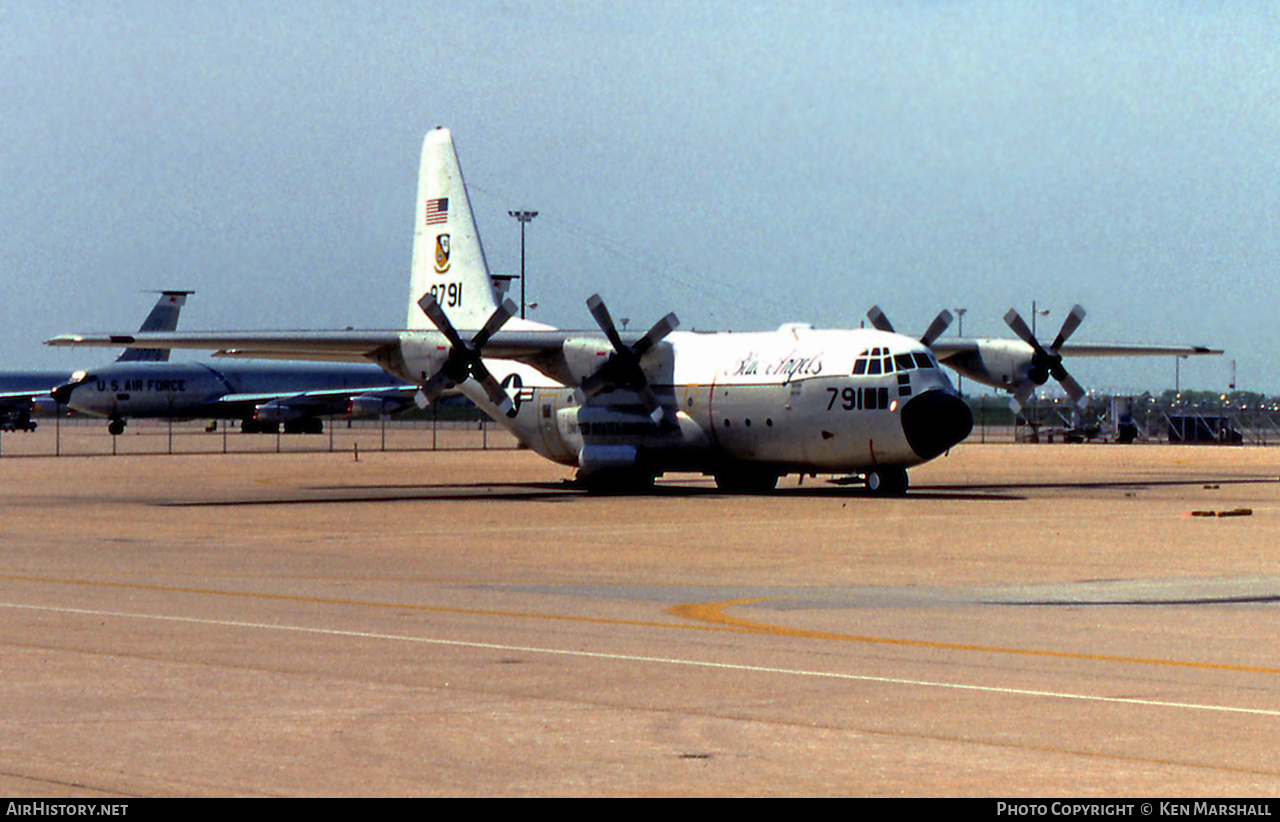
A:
[508,210,539,319]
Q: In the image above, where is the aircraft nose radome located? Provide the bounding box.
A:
[901,391,973,460]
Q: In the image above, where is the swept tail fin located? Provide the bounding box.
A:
[406,128,501,331]
[117,290,193,362]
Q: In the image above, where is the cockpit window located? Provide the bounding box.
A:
[856,347,927,376]
[855,346,936,376]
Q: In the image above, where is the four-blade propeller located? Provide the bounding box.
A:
[1003,304,1088,413]
[415,294,520,417]
[865,305,954,347]
[578,293,679,424]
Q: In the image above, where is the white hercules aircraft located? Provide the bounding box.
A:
[52,127,1218,491]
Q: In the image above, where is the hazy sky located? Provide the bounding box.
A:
[3,1,1276,395]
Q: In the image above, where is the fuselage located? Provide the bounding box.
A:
[61,361,408,421]
[397,323,972,479]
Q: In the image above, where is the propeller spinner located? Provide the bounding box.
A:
[578,294,679,425]
[1003,304,1088,414]
[415,294,520,417]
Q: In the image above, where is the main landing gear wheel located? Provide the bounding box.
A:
[863,467,908,496]
[577,470,657,495]
[714,470,779,494]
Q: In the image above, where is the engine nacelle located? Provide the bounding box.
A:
[394,335,450,385]
[938,339,1034,392]
[560,336,616,385]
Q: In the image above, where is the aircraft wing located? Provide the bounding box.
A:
[213,384,414,409]
[45,328,595,386]
[215,384,418,408]
[929,340,1222,358]
[928,337,1223,402]
[0,391,39,404]
[1054,342,1222,357]
[211,384,422,421]
[46,330,410,364]
[0,388,60,408]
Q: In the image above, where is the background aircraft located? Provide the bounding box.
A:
[0,290,192,431]
[54,360,420,435]
[21,291,419,435]
[865,305,1221,412]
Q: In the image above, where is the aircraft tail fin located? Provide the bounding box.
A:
[406,128,502,331]
[117,290,194,362]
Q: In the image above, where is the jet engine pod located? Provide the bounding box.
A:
[253,400,304,424]
[347,396,389,419]
[29,397,60,418]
